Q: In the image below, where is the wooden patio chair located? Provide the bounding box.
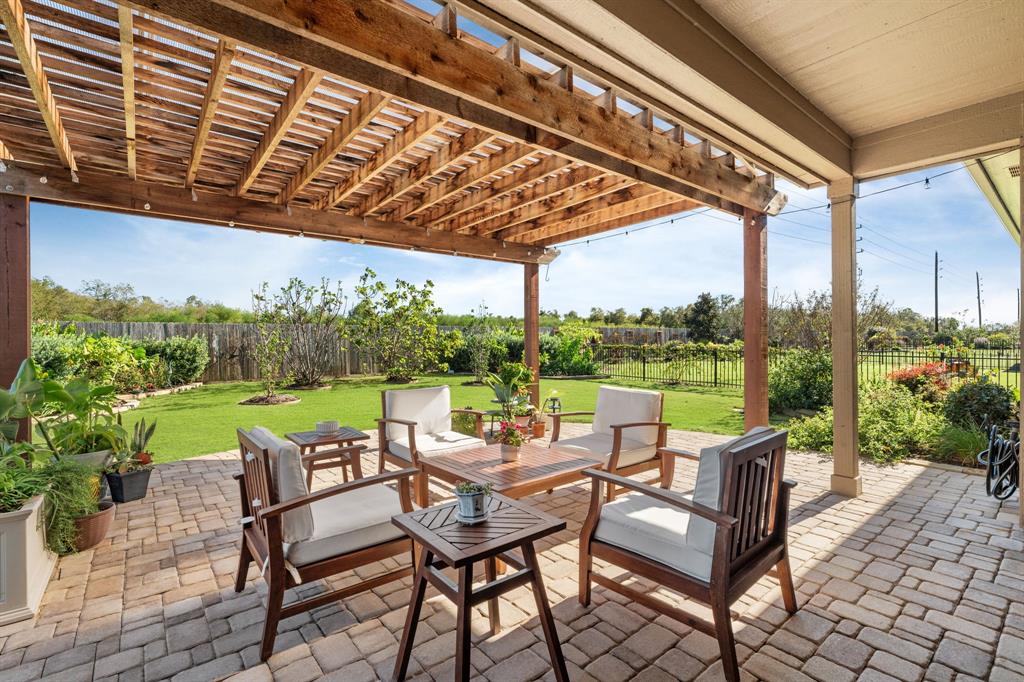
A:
[377,385,486,506]
[579,428,798,682]
[550,385,671,500]
[235,427,418,661]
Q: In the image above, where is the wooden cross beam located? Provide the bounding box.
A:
[0,162,554,264]
[236,67,323,195]
[314,109,445,210]
[117,6,137,180]
[515,190,679,243]
[126,0,771,215]
[0,0,77,171]
[534,200,700,246]
[186,39,236,187]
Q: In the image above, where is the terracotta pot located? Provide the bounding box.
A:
[532,422,546,438]
[514,415,531,428]
[74,501,115,552]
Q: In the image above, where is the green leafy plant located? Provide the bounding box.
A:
[37,457,99,555]
[454,480,492,496]
[768,349,833,413]
[128,418,156,465]
[105,449,154,475]
[156,336,209,386]
[36,377,127,457]
[485,362,532,420]
[931,423,988,467]
[0,453,46,514]
[494,421,524,447]
[462,304,498,384]
[344,269,457,383]
[251,283,293,399]
[943,375,1015,428]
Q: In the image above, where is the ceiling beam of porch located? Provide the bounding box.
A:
[124,0,772,215]
[186,39,236,188]
[0,0,77,171]
[0,162,553,264]
[535,199,699,246]
[117,6,137,180]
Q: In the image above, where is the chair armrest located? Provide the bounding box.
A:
[259,468,419,519]
[451,408,486,417]
[609,421,671,430]
[376,417,418,427]
[551,411,595,419]
[657,446,699,461]
[550,411,595,442]
[300,443,366,464]
[582,469,738,527]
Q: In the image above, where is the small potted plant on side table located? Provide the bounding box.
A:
[104,419,156,504]
[495,421,524,462]
[454,481,492,523]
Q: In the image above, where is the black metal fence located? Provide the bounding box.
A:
[595,344,1021,390]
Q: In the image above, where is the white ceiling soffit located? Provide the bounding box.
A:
[471,0,852,187]
[966,149,1022,245]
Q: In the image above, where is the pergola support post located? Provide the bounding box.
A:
[1018,140,1023,526]
[0,194,30,440]
[830,177,861,497]
[524,262,540,409]
[743,209,769,429]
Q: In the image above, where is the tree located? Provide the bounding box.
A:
[684,293,720,342]
[344,269,458,382]
[80,280,136,321]
[716,295,744,341]
[658,305,686,328]
[637,307,657,325]
[253,278,347,387]
[463,303,495,383]
[587,307,605,323]
[251,284,292,399]
[605,307,627,325]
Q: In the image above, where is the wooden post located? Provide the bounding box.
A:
[830,177,861,497]
[0,194,30,440]
[743,209,768,430]
[524,262,540,408]
[1018,141,1023,526]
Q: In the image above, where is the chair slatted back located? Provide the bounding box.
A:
[719,430,788,571]
[237,429,278,542]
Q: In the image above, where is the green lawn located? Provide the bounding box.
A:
[122,376,746,463]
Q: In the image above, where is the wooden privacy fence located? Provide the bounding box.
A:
[68,322,376,383]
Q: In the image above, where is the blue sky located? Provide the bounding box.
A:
[30,160,1019,323]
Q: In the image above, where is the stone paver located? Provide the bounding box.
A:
[2,424,1022,681]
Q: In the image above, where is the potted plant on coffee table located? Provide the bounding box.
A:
[495,420,525,463]
[453,480,492,522]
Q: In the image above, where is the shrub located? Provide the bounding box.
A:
[887,363,948,402]
[931,423,988,467]
[158,336,209,385]
[943,376,1015,428]
[987,332,1013,349]
[543,322,600,376]
[768,349,832,413]
[932,332,956,346]
[788,382,942,464]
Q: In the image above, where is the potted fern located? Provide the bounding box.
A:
[104,419,156,503]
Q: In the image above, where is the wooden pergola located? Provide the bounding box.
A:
[0,0,784,428]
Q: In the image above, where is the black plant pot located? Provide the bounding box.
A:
[105,469,152,503]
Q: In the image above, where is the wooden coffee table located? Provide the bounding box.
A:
[285,427,369,488]
[419,442,605,499]
[390,494,569,682]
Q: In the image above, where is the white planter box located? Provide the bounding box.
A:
[0,496,57,625]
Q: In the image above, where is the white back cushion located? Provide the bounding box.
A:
[592,385,662,444]
[384,385,452,442]
[249,426,314,543]
[687,426,774,549]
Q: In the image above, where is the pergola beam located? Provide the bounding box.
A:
[186,39,236,187]
[314,109,444,210]
[535,200,697,246]
[125,0,771,215]
[0,162,552,264]
[484,175,632,238]
[510,186,669,243]
[0,0,77,171]
[236,67,323,195]
[117,5,137,180]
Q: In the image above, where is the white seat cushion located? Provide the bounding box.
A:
[248,426,313,543]
[594,492,713,581]
[688,426,775,549]
[285,485,407,567]
[555,432,657,468]
[592,385,662,444]
[388,430,485,461]
[384,385,453,442]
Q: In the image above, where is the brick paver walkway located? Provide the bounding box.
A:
[1,424,1022,681]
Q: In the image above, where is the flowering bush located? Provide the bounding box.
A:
[495,421,524,447]
[887,363,948,402]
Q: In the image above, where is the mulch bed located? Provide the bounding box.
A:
[238,394,301,405]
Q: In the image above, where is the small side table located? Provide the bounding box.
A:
[390,494,569,682]
[285,427,369,488]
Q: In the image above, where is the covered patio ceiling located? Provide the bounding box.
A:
[0,0,789,265]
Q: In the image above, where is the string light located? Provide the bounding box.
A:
[39,176,47,184]
[143,202,151,210]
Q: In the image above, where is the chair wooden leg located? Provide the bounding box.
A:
[484,557,500,636]
[776,556,798,614]
[349,450,364,480]
[393,549,431,682]
[454,564,474,682]
[305,463,314,491]
[660,452,675,489]
[710,596,740,682]
[578,542,592,606]
[523,544,569,682]
[234,538,252,593]
[259,570,286,662]
[414,472,429,508]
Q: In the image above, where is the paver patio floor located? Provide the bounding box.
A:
[1,424,1022,681]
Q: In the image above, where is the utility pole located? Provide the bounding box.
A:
[976,271,983,329]
[933,251,939,333]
